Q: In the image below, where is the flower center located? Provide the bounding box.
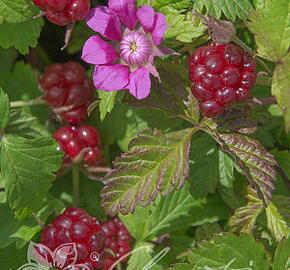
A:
[120,32,151,66]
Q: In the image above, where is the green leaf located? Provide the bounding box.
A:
[0,87,10,131]
[0,18,43,54]
[152,0,191,14]
[98,90,118,121]
[187,233,269,270]
[101,128,196,216]
[247,0,289,62]
[145,182,204,240]
[194,222,222,242]
[273,237,290,270]
[168,264,196,270]
[229,187,264,234]
[272,195,290,225]
[189,134,219,199]
[0,47,18,90]
[218,133,278,204]
[0,0,38,23]
[266,201,289,241]
[193,0,253,21]
[1,135,63,216]
[272,53,290,132]
[165,14,205,42]
[0,242,27,270]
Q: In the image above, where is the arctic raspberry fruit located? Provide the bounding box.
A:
[40,62,94,124]
[33,0,90,26]
[99,217,133,270]
[189,43,257,118]
[38,208,106,270]
[54,125,103,166]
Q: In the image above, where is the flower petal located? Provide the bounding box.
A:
[127,66,151,99]
[82,35,119,65]
[152,13,167,46]
[86,7,122,41]
[93,64,130,91]
[108,0,137,30]
[137,5,155,33]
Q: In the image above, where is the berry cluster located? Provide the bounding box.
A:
[99,217,132,270]
[54,125,103,167]
[38,208,106,269]
[33,0,90,26]
[40,62,94,124]
[189,42,257,118]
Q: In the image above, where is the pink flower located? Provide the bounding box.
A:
[81,0,173,100]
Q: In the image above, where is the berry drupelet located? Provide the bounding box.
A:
[33,0,90,26]
[189,42,257,118]
[37,208,106,269]
[54,125,103,167]
[40,62,95,124]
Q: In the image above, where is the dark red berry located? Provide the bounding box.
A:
[200,100,225,118]
[66,0,90,21]
[39,208,106,270]
[33,0,47,10]
[41,62,95,124]
[76,125,101,147]
[46,0,69,12]
[188,42,257,118]
[46,9,72,26]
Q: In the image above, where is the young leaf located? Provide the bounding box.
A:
[0,87,10,131]
[98,90,118,121]
[187,233,269,270]
[272,53,290,132]
[266,201,289,241]
[247,0,289,62]
[228,187,264,234]
[145,182,203,240]
[100,128,196,216]
[151,0,191,14]
[218,133,278,204]
[273,237,290,270]
[0,0,38,23]
[193,0,253,21]
[1,135,63,216]
[0,18,44,54]
[189,135,219,199]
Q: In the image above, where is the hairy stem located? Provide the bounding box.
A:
[10,99,46,108]
[72,164,80,207]
[232,36,273,76]
[32,212,45,228]
[248,97,277,106]
[275,166,290,191]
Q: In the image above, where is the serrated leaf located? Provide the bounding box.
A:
[152,0,191,15]
[219,133,278,204]
[189,134,219,199]
[0,87,10,131]
[0,18,43,54]
[165,14,205,42]
[0,0,38,23]
[98,90,118,121]
[272,195,290,225]
[229,187,264,234]
[266,201,289,241]
[272,53,290,132]
[247,0,290,62]
[193,0,253,21]
[101,128,196,216]
[168,264,196,270]
[145,182,203,240]
[187,233,269,270]
[273,237,290,270]
[1,135,63,216]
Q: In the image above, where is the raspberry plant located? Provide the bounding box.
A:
[0,0,289,270]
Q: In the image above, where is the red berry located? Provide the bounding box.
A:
[33,0,47,10]
[189,42,257,118]
[54,126,75,142]
[84,148,103,167]
[39,208,106,270]
[41,62,95,124]
[46,9,72,26]
[66,0,90,21]
[66,137,85,158]
[200,100,225,118]
[76,125,101,147]
[46,0,69,12]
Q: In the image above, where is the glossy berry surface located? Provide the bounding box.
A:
[54,125,103,166]
[99,217,133,270]
[33,0,90,26]
[38,208,106,270]
[189,42,257,118]
[40,62,94,124]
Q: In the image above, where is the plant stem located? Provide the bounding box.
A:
[72,164,80,207]
[10,99,46,108]
[232,36,273,76]
[32,212,45,228]
[248,97,277,106]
